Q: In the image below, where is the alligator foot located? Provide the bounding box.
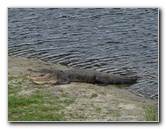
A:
[52,81,70,86]
[97,83,108,86]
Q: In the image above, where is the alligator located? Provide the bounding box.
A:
[27,68,137,86]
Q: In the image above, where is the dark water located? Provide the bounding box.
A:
[8,8,158,99]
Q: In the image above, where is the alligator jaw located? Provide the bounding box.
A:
[27,73,58,84]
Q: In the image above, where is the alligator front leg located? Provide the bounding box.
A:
[51,77,70,86]
[52,81,70,85]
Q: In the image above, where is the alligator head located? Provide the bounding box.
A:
[27,68,59,84]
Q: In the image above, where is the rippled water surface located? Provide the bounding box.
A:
[8,8,158,99]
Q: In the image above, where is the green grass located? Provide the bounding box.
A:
[95,107,102,111]
[8,75,25,94]
[90,93,98,99]
[8,91,76,121]
[8,75,76,121]
[144,106,158,121]
[8,76,17,81]
[8,84,22,94]
[91,103,102,112]
[109,110,121,117]
[8,96,40,107]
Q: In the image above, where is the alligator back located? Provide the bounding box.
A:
[64,69,137,85]
[64,69,96,84]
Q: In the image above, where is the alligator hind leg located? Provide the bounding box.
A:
[95,76,108,86]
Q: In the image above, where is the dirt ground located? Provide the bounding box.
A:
[8,56,158,121]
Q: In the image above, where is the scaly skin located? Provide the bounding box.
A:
[27,68,137,86]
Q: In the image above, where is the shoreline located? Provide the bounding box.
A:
[8,56,158,121]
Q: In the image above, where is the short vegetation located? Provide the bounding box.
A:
[8,75,75,121]
[144,106,158,121]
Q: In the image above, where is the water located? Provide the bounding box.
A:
[8,8,158,99]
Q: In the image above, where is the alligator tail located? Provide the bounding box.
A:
[112,76,138,84]
[95,76,138,85]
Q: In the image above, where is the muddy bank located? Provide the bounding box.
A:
[8,56,158,121]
